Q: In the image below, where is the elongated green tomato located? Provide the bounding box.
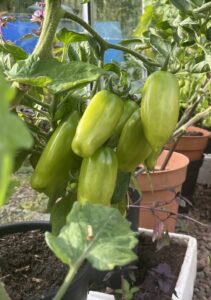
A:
[144,150,161,171]
[116,110,152,172]
[113,100,139,138]
[78,146,118,206]
[72,90,124,157]
[141,71,179,152]
[31,111,81,197]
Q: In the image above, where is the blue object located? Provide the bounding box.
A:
[2,17,39,53]
[94,21,124,63]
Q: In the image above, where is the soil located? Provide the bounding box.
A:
[183,131,203,137]
[0,163,211,299]
[90,235,187,300]
[0,230,68,300]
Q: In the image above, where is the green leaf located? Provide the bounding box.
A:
[134,6,155,36]
[0,53,15,72]
[0,69,32,207]
[149,34,171,57]
[170,0,190,12]
[0,114,33,153]
[0,42,28,60]
[57,28,88,46]
[0,281,11,300]
[46,202,138,270]
[8,56,106,94]
[50,192,77,236]
[111,171,131,204]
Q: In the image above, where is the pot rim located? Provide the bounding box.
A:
[183,126,210,139]
[137,150,189,176]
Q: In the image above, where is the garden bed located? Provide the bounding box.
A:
[0,166,210,300]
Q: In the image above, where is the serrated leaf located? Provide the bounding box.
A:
[8,56,106,94]
[46,202,138,270]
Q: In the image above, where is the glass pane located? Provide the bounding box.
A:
[92,0,142,38]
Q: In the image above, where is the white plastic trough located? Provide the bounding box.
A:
[88,229,197,300]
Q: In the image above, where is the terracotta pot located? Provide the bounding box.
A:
[136,150,189,232]
[204,132,211,154]
[168,126,210,161]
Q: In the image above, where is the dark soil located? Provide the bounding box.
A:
[0,230,68,300]
[91,235,187,300]
[183,131,203,137]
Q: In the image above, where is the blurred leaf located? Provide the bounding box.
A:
[13,149,30,172]
[104,62,121,75]
[149,34,171,56]
[50,191,77,236]
[111,171,131,204]
[0,281,11,300]
[57,28,88,45]
[0,69,31,207]
[170,0,190,12]
[156,232,170,251]
[0,114,33,153]
[46,202,138,270]
[0,42,28,60]
[134,5,155,37]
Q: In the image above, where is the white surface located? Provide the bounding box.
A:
[88,291,115,300]
[197,154,211,187]
[88,229,197,300]
[139,229,197,300]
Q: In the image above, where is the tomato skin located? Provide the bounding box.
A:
[78,146,118,206]
[141,71,179,151]
[72,90,124,157]
[31,111,81,198]
[116,110,152,172]
[113,100,139,138]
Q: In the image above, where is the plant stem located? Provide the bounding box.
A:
[24,94,50,110]
[0,152,13,207]
[63,11,160,68]
[33,0,64,58]
[193,2,211,13]
[173,106,211,138]
[129,205,207,227]
[175,95,200,130]
[53,264,80,300]
[106,42,160,67]
[63,11,107,50]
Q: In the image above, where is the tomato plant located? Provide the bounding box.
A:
[0,1,211,299]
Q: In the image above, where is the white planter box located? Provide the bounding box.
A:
[88,229,197,300]
[197,154,211,187]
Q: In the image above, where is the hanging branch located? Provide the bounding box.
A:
[63,10,160,68]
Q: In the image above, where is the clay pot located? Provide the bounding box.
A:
[170,126,210,161]
[136,150,189,232]
[166,126,210,198]
[204,132,211,154]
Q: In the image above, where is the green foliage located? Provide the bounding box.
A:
[0,69,33,207]
[0,281,11,300]
[8,55,107,94]
[46,202,138,270]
